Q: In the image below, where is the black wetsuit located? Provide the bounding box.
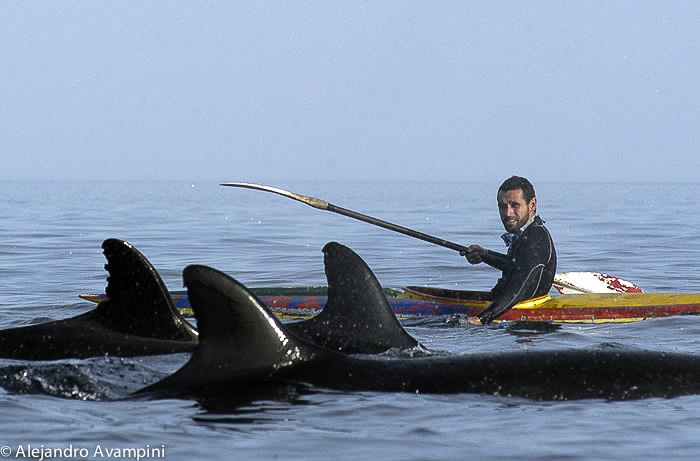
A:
[477,216,557,324]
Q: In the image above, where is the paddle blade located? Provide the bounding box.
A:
[553,272,643,294]
[220,182,330,210]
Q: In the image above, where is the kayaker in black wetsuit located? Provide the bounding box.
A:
[462,176,557,325]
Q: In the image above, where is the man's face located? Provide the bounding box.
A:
[497,188,536,233]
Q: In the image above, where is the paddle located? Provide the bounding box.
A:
[221,182,641,294]
[221,182,470,253]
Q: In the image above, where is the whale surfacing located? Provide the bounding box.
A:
[138,254,700,401]
[0,239,198,360]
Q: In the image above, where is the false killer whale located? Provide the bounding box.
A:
[0,239,417,360]
[138,253,700,401]
[0,238,199,360]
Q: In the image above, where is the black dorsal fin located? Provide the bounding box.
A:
[289,242,419,353]
[94,239,197,341]
[138,265,316,395]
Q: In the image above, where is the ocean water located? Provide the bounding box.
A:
[1,180,700,460]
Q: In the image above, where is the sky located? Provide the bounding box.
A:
[2,1,699,183]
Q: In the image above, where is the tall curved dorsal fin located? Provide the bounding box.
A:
[94,239,198,341]
[138,264,316,395]
[288,242,419,353]
[0,239,197,360]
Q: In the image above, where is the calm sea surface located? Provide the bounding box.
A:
[1,180,700,460]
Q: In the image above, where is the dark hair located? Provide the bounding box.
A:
[498,176,536,203]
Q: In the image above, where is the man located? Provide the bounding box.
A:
[462,176,556,325]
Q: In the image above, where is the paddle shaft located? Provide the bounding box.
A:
[326,203,470,253]
[221,182,470,253]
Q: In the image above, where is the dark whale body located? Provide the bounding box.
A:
[139,253,700,401]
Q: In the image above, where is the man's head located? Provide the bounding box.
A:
[497,176,537,233]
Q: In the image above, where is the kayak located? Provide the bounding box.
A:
[79,285,700,323]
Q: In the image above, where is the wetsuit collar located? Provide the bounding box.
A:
[501,216,536,248]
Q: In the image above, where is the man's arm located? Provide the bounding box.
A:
[482,249,511,272]
[462,246,510,271]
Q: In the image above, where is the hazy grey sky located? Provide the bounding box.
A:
[2,1,698,182]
